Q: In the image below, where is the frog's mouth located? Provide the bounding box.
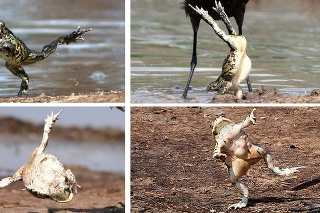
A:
[27,188,50,199]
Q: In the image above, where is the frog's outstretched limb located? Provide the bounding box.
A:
[25,26,93,64]
[35,110,63,155]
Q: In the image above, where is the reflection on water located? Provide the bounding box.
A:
[131,0,320,103]
[0,139,124,176]
[0,0,124,97]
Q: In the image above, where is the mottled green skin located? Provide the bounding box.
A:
[0,21,92,96]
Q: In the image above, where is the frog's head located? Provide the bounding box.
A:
[51,169,81,203]
[0,21,12,38]
[0,21,5,37]
[210,116,233,135]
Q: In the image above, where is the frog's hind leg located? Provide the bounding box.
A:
[5,62,29,97]
[264,152,303,175]
[36,110,63,155]
[0,166,24,188]
[227,160,250,210]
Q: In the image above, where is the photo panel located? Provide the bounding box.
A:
[131,106,319,212]
[131,0,320,104]
[0,106,125,211]
[0,0,124,103]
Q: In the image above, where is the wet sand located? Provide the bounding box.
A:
[0,90,124,103]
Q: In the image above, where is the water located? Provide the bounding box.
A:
[0,0,124,97]
[131,0,320,103]
[0,139,125,176]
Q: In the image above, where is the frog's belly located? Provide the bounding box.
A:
[232,55,252,85]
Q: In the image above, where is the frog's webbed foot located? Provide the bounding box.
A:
[0,177,12,188]
[227,197,248,210]
[273,166,304,176]
[65,26,93,45]
[17,88,28,97]
[248,108,256,124]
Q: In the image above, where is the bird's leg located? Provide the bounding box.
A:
[264,153,304,176]
[182,30,198,99]
[213,0,237,35]
[36,110,63,155]
[246,76,252,92]
[5,62,29,97]
[25,26,92,64]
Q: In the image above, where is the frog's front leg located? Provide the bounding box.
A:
[5,62,29,96]
[240,108,256,128]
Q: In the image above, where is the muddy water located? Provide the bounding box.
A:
[0,139,125,176]
[131,0,320,103]
[0,0,124,97]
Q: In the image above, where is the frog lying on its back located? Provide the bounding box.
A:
[0,21,92,96]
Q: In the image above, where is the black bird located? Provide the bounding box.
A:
[180,0,251,99]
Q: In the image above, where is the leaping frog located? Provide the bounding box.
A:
[0,20,92,96]
[211,109,303,209]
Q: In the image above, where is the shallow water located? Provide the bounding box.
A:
[131,0,320,103]
[0,0,124,97]
[0,139,124,176]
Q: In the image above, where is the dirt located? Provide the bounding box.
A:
[0,166,125,213]
[131,107,320,212]
[0,90,125,103]
[208,87,320,103]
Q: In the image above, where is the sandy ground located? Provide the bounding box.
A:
[0,90,125,103]
[131,107,320,212]
[0,166,125,213]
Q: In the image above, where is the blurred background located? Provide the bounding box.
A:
[131,0,320,103]
[0,107,125,176]
[0,0,124,97]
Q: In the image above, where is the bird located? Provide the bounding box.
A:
[180,0,251,98]
[190,2,251,99]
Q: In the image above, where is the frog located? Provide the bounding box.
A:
[0,110,80,202]
[0,20,92,96]
[210,108,303,210]
[189,1,251,99]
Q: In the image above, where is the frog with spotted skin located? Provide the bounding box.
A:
[189,1,251,99]
[210,109,303,210]
[0,110,80,202]
[0,21,92,96]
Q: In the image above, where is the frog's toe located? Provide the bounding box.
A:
[17,89,28,97]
